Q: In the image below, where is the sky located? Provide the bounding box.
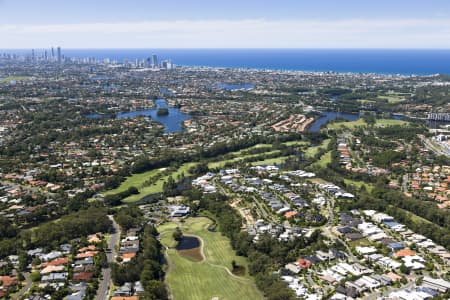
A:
[1,0,450,48]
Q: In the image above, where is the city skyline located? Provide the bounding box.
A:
[1,0,450,48]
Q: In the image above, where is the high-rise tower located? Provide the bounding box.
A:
[151,54,158,68]
[57,47,62,63]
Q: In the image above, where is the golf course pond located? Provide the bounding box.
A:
[176,236,203,262]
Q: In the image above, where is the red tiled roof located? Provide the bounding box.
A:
[285,211,299,219]
[297,258,312,268]
[76,251,98,259]
[0,276,17,289]
[73,272,93,281]
[395,249,415,257]
[41,257,69,268]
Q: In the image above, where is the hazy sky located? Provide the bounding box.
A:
[1,0,450,48]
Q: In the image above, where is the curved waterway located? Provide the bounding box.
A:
[85,99,190,133]
[307,111,361,132]
[307,111,407,132]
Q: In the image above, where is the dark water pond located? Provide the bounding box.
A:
[176,236,200,251]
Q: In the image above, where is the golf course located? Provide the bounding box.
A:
[158,217,263,300]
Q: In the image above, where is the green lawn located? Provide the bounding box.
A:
[159,217,263,300]
[344,179,374,192]
[221,144,272,158]
[208,140,308,169]
[374,119,408,127]
[326,119,367,130]
[283,140,309,147]
[250,156,290,166]
[357,99,376,104]
[312,151,332,168]
[208,150,281,169]
[105,162,198,203]
[305,139,331,158]
[326,118,407,130]
[105,169,161,195]
[377,95,406,103]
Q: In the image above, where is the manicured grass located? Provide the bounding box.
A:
[208,150,281,169]
[377,95,405,103]
[283,140,309,147]
[250,156,290,166]
[374,119,408,127]
[344,179,374,192]
[106,162,198,203]
[312,151,332,168]
[305,139,331,158]
[357,99,376,104]
[326,119,367,130]
[159,217,263,300]
[105,169,161,195]
[208,140,308,169]
[326,119,408,130]
[223,144,272,157]
[235,143,273,154]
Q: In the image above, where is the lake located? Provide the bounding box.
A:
[307,111,361,132]
[86,99,190,133]
[213,83,255,91]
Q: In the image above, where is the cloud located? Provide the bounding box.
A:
[1,18,450,48]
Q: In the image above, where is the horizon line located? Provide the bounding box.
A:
[2,47,450,50]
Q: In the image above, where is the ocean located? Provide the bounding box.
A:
[62,49,450,75]
[2,49,450,75]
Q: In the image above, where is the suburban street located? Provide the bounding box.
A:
[322,196,359,264]
[13,272,31,300]
[96,215,121,300]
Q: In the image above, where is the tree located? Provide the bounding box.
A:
[128,186,139,195]
[141,280,168,300]
[18,251,29,271]
[30,271,41,282]
[231,260,237,270]
[172,227,183,242]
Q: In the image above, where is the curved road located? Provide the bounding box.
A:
[96,215,121,300]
